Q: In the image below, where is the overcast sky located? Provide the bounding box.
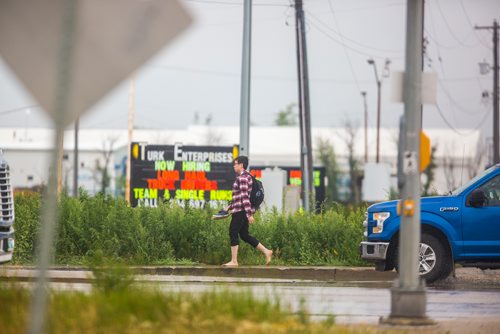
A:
[0,0,498,139]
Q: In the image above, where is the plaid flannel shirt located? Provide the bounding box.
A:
[228,170,255,218]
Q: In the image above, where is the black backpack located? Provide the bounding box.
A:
[249,175,264,209]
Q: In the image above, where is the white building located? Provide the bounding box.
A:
[0,125,486,198]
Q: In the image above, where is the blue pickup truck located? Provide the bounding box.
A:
[361,164,500,283]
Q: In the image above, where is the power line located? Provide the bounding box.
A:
[426,6,488,125]
[459,0,491,49]
[425,4,469,50]
[438,81,488,115]
[184,0,290,7]
[440,76,491,83]
[150,64,238,77]
[476,77,487,93]
[424,29,463,50]
[305,16,403,60]
[306,10,403,55]
[434,103,489,136]
[433,55,466,123]
[323,1,405,14]
[0,105,39,115]
[185,0,406,12]
[434,0,478,48]
[149,63,373,84]
[325,0,361,92]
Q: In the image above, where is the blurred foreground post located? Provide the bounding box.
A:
[29,1,78,332]
[381,0,433,325]
[0,1,192,330]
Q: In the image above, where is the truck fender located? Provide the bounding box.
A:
[421,210,461,256]
[383,212,457,271]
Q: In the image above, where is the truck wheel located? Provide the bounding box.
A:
[394,234,453,283]
[419,233,452,283]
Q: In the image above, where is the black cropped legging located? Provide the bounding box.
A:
[229,211,259,247]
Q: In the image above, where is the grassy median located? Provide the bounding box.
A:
[1,282,365,334]
[12,192,366,267]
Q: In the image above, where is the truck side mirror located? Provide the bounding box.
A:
[469,189,487,208]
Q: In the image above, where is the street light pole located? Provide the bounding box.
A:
[73,117,78,197]
[376,79,381,163]
[367,59,390,164]
[361,91,368,163]
[239,0,252,157]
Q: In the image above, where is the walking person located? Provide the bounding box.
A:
[222,156,272,267]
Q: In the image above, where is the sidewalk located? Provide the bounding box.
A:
[0,265,396,283]
[2,265,499,285]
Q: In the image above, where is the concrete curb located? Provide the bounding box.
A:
[136,266,397,281]
[0,265,397,283]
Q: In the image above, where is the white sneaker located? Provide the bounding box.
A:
[212,210,230,220]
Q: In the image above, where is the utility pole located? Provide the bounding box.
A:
[376,77,381,163]
[476,20,499,164]
[294,0,313,211]
[382,0,433,325]
[239,0,252,157]
[126,77,135,204]
[73,117,78,197]
[361,91,368,163]
[56,133,64,194]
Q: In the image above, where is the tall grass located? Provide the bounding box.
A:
[12,192,366,266]
[1,283,369,334]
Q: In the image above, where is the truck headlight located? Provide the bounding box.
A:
[372,212,390,234]
[363,211,368,237]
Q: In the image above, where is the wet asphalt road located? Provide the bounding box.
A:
[141,280,500,324]
[43,278,492,325]
[4,270,500,325]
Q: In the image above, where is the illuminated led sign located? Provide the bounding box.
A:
[130,143,234,208]
[130,142,326,209]
[249,166,326,206]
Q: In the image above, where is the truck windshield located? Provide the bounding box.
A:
[450,165,497,196]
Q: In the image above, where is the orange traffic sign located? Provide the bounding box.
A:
[420,130,431,172]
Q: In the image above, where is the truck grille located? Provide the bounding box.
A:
[0,159,15,225]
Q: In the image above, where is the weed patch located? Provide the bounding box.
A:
[13,193,367,266]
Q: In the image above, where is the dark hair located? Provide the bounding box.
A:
[234,156,249,169]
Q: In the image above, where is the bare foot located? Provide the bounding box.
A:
[222,261,238,267]
[265,250,273,265]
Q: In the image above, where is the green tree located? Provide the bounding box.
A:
[95,160,111,194]
[203,113,224,145]
[315,138,340,203]
[274,103,297,126]
[94,136,118,194]
[342,119,361,205]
